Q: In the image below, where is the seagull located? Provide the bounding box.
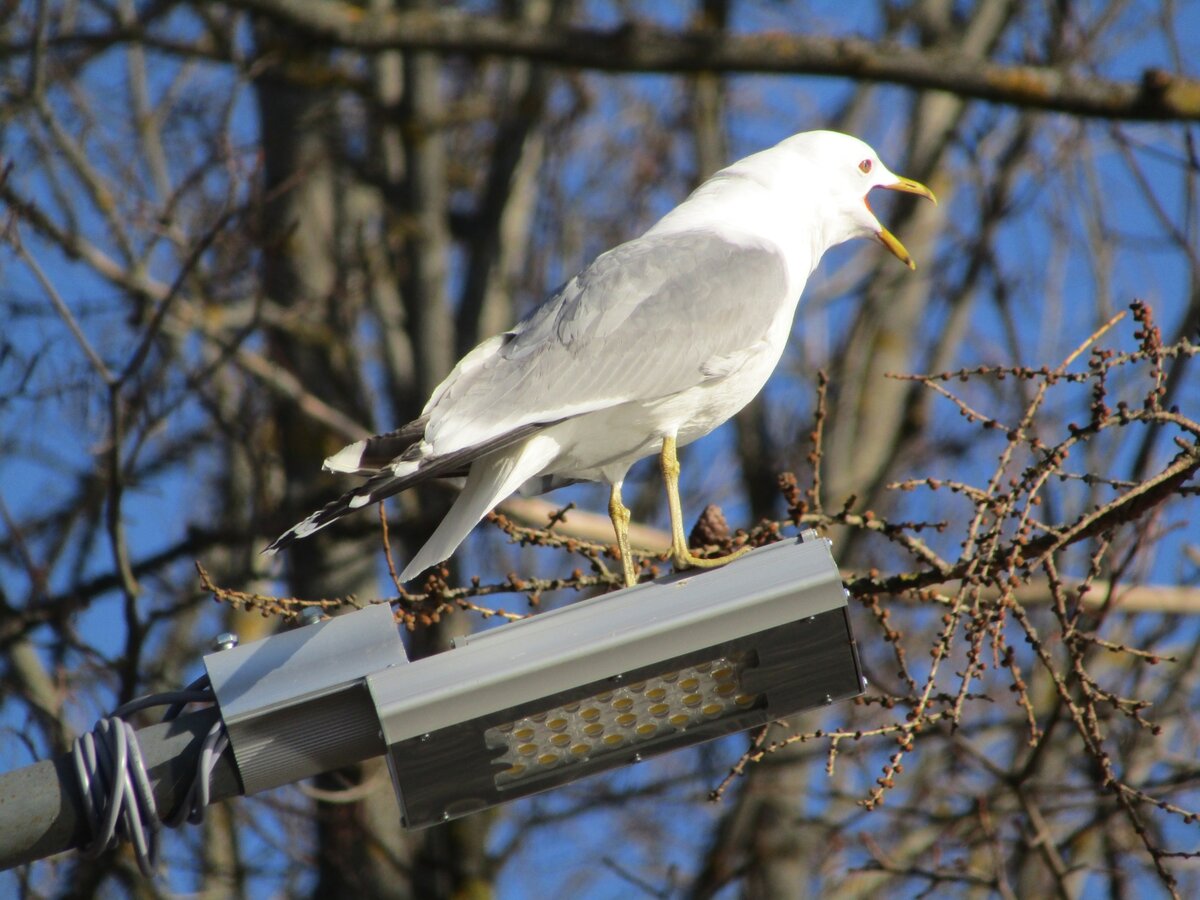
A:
[265,130,935,587]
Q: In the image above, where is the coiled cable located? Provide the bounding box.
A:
[71,675,229,876]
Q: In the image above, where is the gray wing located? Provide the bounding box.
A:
[423,229,790,453]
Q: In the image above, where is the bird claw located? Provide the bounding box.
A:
[671,545,749,572]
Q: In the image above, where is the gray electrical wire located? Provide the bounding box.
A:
[70,675,229,877]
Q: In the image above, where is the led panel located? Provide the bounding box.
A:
[487,654,759,786]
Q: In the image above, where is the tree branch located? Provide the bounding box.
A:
[224,2,1200,121]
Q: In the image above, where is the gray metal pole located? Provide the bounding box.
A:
[1,603,403,871]
[0,707,242,870]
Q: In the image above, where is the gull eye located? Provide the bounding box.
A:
[858,158,873,174]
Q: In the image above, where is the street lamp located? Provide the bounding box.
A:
[0,531,864,874]
[205,531,862,828]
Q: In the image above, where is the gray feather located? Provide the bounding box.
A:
[424,230,788,451]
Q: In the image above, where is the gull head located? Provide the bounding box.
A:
[749,130,938,270]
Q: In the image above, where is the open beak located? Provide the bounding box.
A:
[873,176,937,270]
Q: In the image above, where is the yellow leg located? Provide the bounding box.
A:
[608,480,638,588]
[661,435,748,572]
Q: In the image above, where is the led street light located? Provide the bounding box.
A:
[204,532,861,829]
[368,532,861,827]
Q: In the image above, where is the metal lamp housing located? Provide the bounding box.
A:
[205,533,860,829]
[367,533,861,828]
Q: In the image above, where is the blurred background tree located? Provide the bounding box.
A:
[2,1,1199,897]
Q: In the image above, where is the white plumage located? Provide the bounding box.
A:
[265,130,935,586]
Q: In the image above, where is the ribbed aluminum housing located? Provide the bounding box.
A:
[205,602,404,794]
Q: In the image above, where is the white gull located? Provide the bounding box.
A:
[265,130,935,587]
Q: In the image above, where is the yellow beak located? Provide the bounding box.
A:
[873,176,937,270]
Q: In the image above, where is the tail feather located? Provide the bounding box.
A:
[399,434,560,582]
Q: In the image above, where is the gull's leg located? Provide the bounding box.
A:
[661,435,749,571]
[608,480,638,588]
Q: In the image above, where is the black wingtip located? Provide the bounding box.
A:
[262,500,348,557]
[261,534,287,557]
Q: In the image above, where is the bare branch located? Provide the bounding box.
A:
[225,2,1200,121]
